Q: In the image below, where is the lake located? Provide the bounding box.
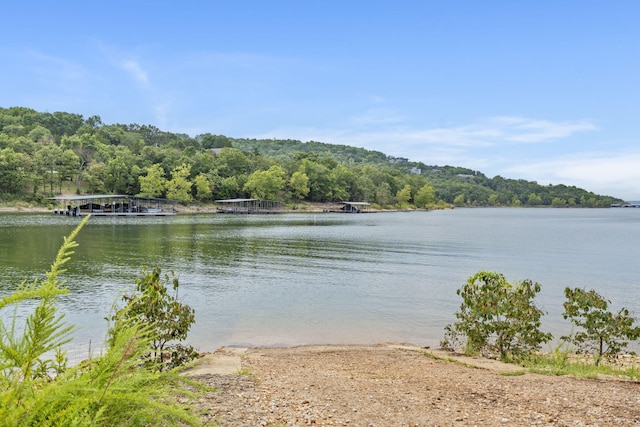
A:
[1,208,639,362]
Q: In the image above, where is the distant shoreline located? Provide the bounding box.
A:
[0,201,438,215]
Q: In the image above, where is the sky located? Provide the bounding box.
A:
[2,1,640,200]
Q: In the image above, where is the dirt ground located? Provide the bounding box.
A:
[184,344,640,427]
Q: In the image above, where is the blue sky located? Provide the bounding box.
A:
[2,1,640,200]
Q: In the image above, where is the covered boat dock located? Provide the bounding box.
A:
[215,198,282,214]
[325,201,371,213]
[51,195,177,216]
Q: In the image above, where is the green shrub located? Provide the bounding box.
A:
[441,270,552,361]
[110,266,198,371]
[562,287,640,366]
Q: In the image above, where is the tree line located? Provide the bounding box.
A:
[0,107,623,208]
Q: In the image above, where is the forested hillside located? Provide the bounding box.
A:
[0,107,622,208]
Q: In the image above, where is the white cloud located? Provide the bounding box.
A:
[505,152,640,200]
[257,116,598,153]
[492,116,599,143]
[120,59,149,86]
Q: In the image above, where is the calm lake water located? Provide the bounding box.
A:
[1,208,639,362]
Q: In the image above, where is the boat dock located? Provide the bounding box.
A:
[324,201,371,213]
[215,198,282,214]
[51,195,177,216]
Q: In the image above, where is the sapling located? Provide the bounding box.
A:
[441,270,552,361]
[562,287,640,366]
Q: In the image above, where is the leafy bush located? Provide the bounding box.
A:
[562,287,640,366]
[441,270,552,361]
[110,266,198,371]
[0,217,201,426]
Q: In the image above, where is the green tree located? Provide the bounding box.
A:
[27,125,54,144]
[215,147,251,177]
[527,193,543,206]
[289,171,310,200]
[562,287,640,366]
[0,148,28,194]
[216,175,241,200]
[329,164,357,201]
[298,159,332,202]
[198,133,231,149]
[56,149,80,193]
[395,184,412,208]
[33,144,62,195]
[414,183,436,207]
[138,164,167,198]
[166,164,193,203]
[104,148,140,194]
[453,194,466,206]
[243,165,286,200]
[194,173,212,201]
[375,182,393,206]
[442,271,552,361]
[84,162,107,193]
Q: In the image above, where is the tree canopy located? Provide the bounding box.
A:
[0,106,623,208]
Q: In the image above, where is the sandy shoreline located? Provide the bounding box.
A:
[184,343,640,426]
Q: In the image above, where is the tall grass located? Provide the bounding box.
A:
[521,342,639,380]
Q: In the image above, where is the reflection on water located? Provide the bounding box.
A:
[1,209,639,361]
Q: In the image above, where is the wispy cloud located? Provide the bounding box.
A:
[21,50,87,91]
[505,152,640,199]
[119,59,149,86]
[259,115,598,152]
[491,116,599,143]
[396,117,598,147]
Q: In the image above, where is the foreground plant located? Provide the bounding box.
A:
[441,270,552,361]
[562,287,640,366]
[0,216,201,426]
[110,266,199,371]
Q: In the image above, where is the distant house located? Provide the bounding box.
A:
[388,156,409,164]
[456,173,475,179]
[410,166,422,175]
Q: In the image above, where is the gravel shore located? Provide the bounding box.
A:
[184,344,640,426]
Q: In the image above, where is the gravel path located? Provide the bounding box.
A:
[186,344,640,427]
